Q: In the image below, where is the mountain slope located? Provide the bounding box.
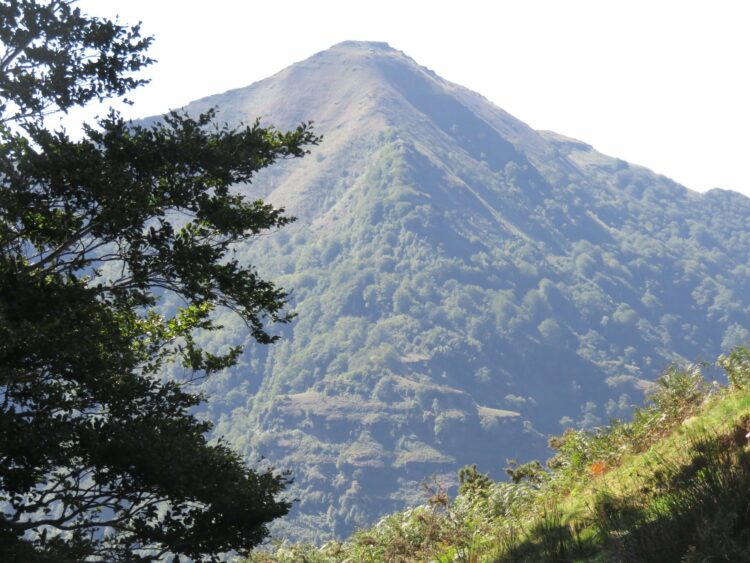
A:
[250,351,750,562]
[171,41,750,541]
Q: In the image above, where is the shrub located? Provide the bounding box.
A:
[718,345,750,389]
[646,362,707,421]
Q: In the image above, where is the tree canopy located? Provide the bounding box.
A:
[0,1,318,560]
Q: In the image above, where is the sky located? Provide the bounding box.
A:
[68,0,750,196]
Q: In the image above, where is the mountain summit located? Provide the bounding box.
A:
[180,42,750,541]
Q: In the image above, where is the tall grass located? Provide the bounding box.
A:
[591,426,750,561]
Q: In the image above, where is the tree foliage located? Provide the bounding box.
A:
[0,1,318,560]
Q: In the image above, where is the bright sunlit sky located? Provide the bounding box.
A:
[70,0,750,196]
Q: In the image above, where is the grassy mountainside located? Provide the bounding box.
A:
[161,41,750,540]
[250,347,750,561]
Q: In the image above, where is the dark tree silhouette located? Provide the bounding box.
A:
[0,1,318,560]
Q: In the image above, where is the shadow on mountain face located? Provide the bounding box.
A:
[377,59,521,173]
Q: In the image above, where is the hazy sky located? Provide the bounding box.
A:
[70,0,750,196]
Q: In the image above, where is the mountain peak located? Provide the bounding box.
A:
[329,40,395,52]
[308,40,411,67]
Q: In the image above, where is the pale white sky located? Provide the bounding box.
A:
[69,0,750,196]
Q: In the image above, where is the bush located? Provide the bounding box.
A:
[719,345,750,389]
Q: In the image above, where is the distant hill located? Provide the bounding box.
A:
[169,41,750,541]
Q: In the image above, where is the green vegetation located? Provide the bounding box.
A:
[250,347,750,561]
[0,2,317,560]
[183,42,750,540]
[5,20,748,554]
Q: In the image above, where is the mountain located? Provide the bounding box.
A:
[167,41,750,542]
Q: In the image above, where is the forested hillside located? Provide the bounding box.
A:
[169,41,750,540]
[251,348,750,561]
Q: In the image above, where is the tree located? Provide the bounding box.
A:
[0,1,319,560]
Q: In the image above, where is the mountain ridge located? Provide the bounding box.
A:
[162,42,750,542]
